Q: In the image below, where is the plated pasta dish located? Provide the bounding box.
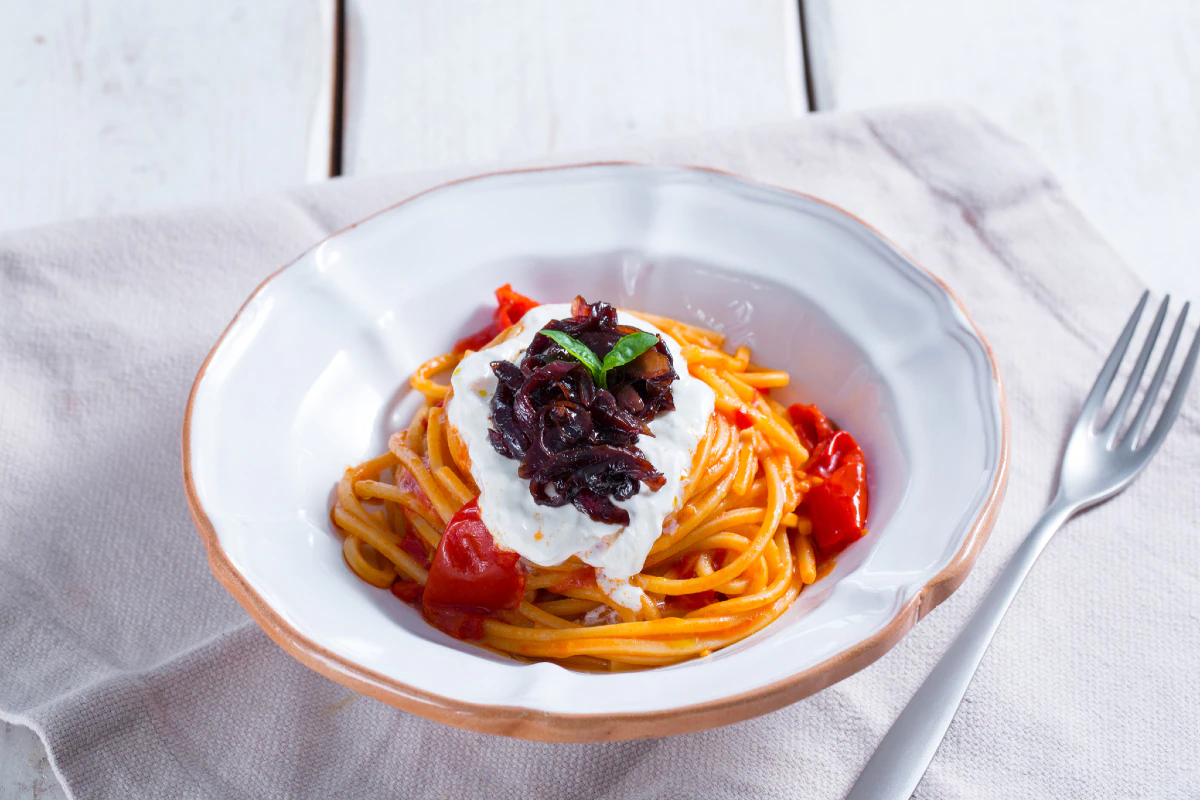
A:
[331,286,870,670]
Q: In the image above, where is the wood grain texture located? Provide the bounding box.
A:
[341,0,806,176]
[803,0,1200,297]
[0,0,335,232]
[0,724,66,800]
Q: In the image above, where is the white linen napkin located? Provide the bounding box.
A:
[1,107,1197,799]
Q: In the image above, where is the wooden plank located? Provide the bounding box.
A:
[341,0,806,175]
[1,0,333,783]
[0,723,67,800]
[803,0,1200,298]
[0,0,335,232]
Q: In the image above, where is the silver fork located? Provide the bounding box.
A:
[847,291,1200,800]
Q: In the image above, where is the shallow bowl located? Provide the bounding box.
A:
[184,164,1008,741]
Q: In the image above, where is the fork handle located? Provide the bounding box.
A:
[845,499,1076,799]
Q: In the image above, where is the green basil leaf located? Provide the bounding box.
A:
[601,332,661,380]
[540,329,604,385]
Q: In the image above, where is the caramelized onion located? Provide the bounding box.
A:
[488,296,677,524]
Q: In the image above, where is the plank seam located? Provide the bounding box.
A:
[330,0,347,176]
[797,0,818,112]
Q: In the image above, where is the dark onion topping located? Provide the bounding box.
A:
[487,296,678,525]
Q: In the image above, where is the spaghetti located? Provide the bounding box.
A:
[331,287,869,670]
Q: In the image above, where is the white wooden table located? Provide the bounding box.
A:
[3,1,1199,795]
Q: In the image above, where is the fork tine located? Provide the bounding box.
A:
[1125,301,1189,447]
[1104,295,1169,444]
[1077,291,1149,428]
[1135,316,1199,455]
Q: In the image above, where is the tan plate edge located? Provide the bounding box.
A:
[181,162,1011,742]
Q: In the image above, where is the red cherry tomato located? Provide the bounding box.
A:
[421,498,525,639]
[801,430,869,560]
[492,284,538,330]
[454,284,539,353]
[733,407,754,430]
[787,400,870,562]
[807,430,862,478]
[788,403,836,452]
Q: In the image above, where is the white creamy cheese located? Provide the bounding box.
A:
[446,304,716,608]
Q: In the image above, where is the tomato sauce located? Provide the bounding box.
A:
[399,533,431,571]
[669,589,718,612]
[390,579,423,604]
[659,552,723,613]
[546,569,599,596]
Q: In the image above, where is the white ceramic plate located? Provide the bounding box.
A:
[184,164,1008,741]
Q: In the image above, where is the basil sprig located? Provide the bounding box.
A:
[541,329,660,389]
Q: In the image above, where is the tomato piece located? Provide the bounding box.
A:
[801,431,869,560]
[422,499,525,639]
[733,407,754,430]
[807,431,862,478]
[788,403,836,452]
[804,468,866,558]
[453,284,539,353]
[492,284,538,330]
